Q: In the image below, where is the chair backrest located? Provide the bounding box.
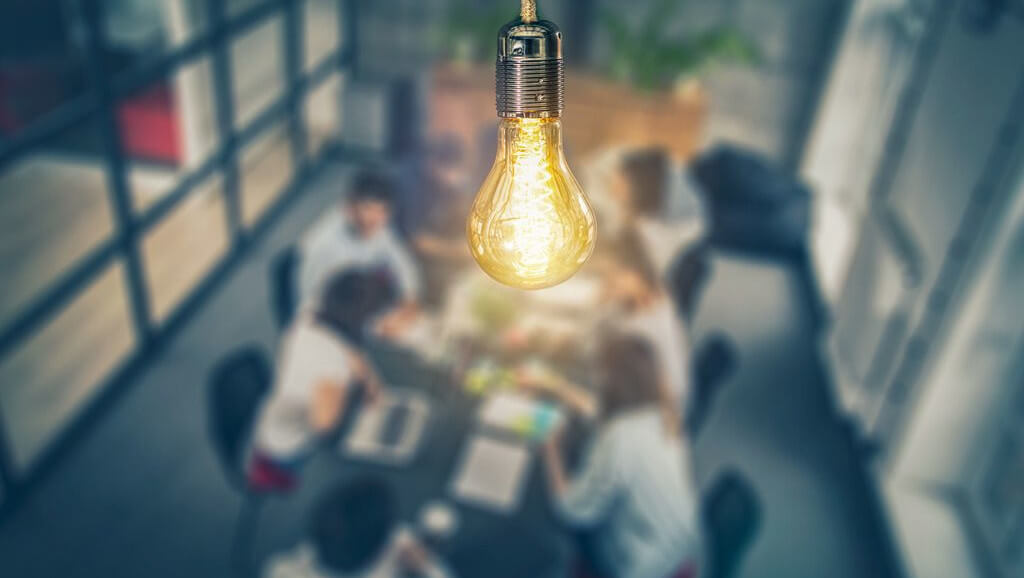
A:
[670,242,711,323]
[270,245,299,329]
[702,469,761,578]
[207,345,273,490]
[686,333,738,437]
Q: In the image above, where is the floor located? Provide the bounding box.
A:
[0,162,900,578]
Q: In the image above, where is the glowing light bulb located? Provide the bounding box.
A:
[468,117,595,289]
[466,14,596,290]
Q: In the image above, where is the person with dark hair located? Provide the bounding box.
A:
[265,476,451,577]
[299,168,422,339]
[543,334,703,578]
[601,229,692,415]
[603,148,707,281]
[247,271,391,492]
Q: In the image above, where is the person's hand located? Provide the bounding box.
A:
[544,419,567,453]
[414,234,445,256]
[499,327,530,352]
[373,303,420,340]
[396,538,433,573]
[514,362,559,394]
[356,356,385,405]
[373,310,406,339]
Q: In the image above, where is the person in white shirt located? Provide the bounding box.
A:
[300,169,421,338]
[543,334,703,578]
[248,271,391,491]
[600,231,692,415]
[265,476,451,578]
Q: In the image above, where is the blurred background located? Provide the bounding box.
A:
[0,0,1022,577]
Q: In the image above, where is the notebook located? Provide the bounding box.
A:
[478,391,564,441]
[450,435,531,513]
[342,390,430,465]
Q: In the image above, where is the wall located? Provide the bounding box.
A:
[584,0,850,165]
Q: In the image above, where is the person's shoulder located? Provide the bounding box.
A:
[285,317,351,359]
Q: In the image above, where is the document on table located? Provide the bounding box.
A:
[451,435,531,514]
[478,391,564,440]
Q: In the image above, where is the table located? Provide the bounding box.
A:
[254,340,575,578]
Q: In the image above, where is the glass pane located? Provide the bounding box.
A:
[141,175,229,321]
[240,121,293,226]
[226,0,270,19]
[102,0,210,77]
[231,15,285,129]
[0,118,115,330]
[304,0,340,72]
[304,72,343,157]
[124,56,220,214]
[0,3,96,132]
[0,260,135,469]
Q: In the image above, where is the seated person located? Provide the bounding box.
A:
[398,136,475,305]
[265,475,451,578]
[607,148,707,279]
[601,230,692,415]
[543,334,702,578]
[248,271,392,491]
[300,169,421,337]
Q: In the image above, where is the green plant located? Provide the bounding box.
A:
[602,0,759,90]
[442,1,517,63]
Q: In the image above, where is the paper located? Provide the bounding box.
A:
[451,435,531,513]
[478,391,564,440]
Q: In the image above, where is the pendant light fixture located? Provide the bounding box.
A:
[466,0,596,290]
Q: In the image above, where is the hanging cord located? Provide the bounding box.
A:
[521,0,537,22]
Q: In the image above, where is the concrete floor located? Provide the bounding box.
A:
[0,161,899,578]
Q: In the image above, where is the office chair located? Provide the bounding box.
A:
[702,469,762,578]
[670,242,712,324]
[686,333,739,438]
[207,345,273,576]
[270,245,299,330]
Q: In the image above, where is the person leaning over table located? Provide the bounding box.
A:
[247,270,393,492]
[299,168,421,339]
[265,475,452,578]
[599,228,692,417]
[542,334,703,578]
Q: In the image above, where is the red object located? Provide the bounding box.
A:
[573,560,698,578]
[116,84,182,164]
[247,453,299,493]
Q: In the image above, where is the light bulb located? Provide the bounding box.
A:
[468,117,595,289]
[466,15,596,290]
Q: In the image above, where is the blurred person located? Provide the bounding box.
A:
[300,169,421,338]
[543,334,702,578]
[248,271,392,492]
[604,148,707,279]
[265,476,451,578]
[398,135,475,305]
[601,230,691,414]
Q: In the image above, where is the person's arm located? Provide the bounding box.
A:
[397,536,453,578]
[386,229,422,305]
[414,233,472,261]
[520,370,597,420]
[374,232,423,338]
[544,426,620,527]
[310,379,348,434]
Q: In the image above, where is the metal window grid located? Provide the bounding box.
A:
[0,0,358,515]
